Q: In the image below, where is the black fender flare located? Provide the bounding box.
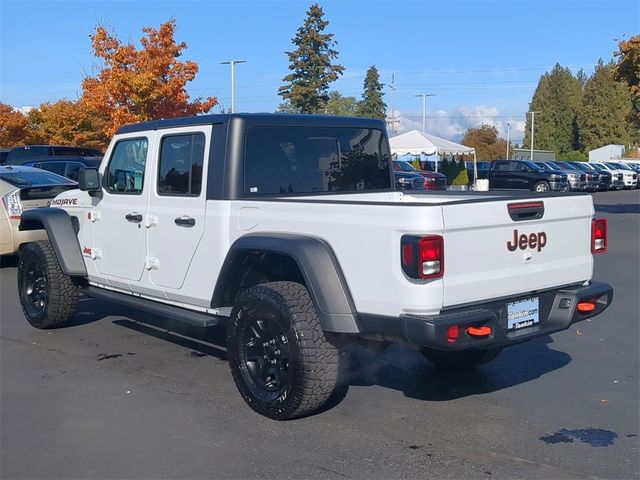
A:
[19,208,87,277]
[212,233,360,333]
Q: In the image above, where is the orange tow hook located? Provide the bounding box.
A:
[466,325,492,338]
[577,301,596,313]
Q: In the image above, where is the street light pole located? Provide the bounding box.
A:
[220,60,247,113]
[527,111,540,161]
[414,93,435,133]
[506,122,511,160]
[387,74,398,135]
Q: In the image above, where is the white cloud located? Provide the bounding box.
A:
[390,105,526,144]
[14,106,34,115]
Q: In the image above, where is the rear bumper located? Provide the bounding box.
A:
[360,281,613,351]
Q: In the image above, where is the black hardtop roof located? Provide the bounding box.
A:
[116,113,387,135]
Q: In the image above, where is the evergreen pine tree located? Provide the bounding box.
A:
[278,4,344,113]
[578,59,633,151]
[523,63,583,155]
[358,65,386,120]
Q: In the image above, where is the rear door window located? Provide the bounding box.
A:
[157,133,205,196]
[493,161,512,172]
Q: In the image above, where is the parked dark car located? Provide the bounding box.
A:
[488,160,568,192]
[0,148,9,165]
[7,145,103,165]
[391,162,425,190]
[537,161,586,191]
[23,157,102,182]
[465,160,491,180]
[570,161,611,191]
[393,160,447,190]
[553,161,598,191]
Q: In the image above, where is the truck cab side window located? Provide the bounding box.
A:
[105,138,148,194]
[157,133,205,196]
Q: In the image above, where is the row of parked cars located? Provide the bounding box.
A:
[392,160,448,190]
[486,159,639,192]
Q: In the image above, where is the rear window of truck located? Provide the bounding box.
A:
[243,127,391,195]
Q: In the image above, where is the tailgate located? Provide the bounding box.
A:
[441,195,594,307]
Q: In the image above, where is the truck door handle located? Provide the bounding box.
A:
[174,216,196,227]
[125,213,143,223]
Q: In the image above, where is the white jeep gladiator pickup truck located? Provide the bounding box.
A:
[17,114,613,420]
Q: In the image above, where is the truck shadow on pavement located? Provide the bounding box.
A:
[89,303,571,410]
[337,336,571,403]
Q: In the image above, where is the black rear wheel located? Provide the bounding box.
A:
[227,281,339,420]
[18,241,78,329]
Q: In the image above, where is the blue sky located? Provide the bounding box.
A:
[1,0,637,142]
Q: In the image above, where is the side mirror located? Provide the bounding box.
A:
[78,168,100,192]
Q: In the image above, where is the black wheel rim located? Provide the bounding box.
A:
[20,256,47,317]
[239,311,294,400]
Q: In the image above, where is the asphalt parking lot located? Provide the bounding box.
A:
[1,189,638,479]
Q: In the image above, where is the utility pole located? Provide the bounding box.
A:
[414,93,435,133]
[220,60,246,113]
[506,122,511,160]
[387,74,398,134]
[527,111,540,161]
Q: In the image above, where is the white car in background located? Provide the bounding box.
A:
[595,162,638,189]
[608,162,639,189]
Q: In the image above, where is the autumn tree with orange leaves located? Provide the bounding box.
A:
[82,19,217,137]
[27,100,109,149]
[0,103,31,147]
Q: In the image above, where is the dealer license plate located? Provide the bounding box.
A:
[507,297,540,331]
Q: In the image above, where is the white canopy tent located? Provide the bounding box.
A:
[389,129,478,182]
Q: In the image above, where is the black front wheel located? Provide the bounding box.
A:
[18,241,78,329]
[227,282,339,420]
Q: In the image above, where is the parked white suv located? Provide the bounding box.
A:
[17,114,613,420]
[595,162,638,189]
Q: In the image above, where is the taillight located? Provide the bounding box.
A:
[2,189,23,220]
[591,218,607,253]
[401,235,444,279]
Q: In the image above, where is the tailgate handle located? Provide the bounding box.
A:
[508,201,544,221]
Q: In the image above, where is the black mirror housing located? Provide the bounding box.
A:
[78,168,101,192]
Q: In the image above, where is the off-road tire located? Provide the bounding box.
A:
[533,181,550,193]
[18,240,78,329]
[421,347,502,370]
[227,281,339,420]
